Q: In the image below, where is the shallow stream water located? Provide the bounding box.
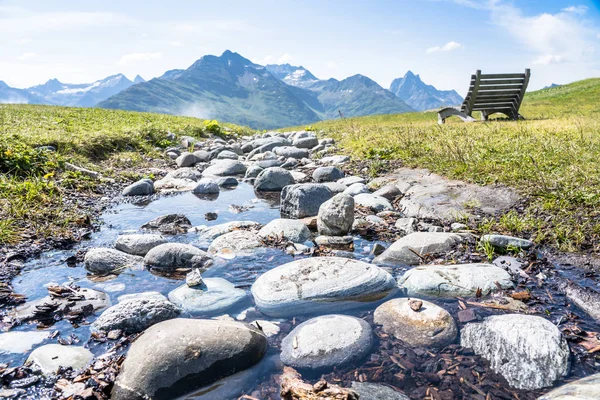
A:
[3,181,600,399]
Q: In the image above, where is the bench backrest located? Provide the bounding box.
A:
[461,69,530,117]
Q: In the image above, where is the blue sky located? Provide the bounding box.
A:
[1,0,599,92]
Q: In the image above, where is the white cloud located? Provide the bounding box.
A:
[533,54,567,65]
[169,41,184,47]
[489,2,597,67]
[562,5,588,15]
[426,41,462,54]
[16,52,38,61]
[118,52,162,66]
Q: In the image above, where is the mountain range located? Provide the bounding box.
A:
[1,50,463,128]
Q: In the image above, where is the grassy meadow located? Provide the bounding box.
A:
[0,105,249,245]
[305,78,600,252]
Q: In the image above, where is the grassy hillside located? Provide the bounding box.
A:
[302,78,600,252]
[0,104,249,245]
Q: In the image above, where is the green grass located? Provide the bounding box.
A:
[298,78,600,252]
[0,104,250,245]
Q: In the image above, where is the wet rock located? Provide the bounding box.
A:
[144,243,212,271]
[280,367,359,399]
[84,248,141,275]
[122,179,154,196]
[457,308,478,323]
[176,152,199,167]
[354,193,393,212]
[254,167,295,191]
[112,319,268,400]
[114,234,167,256]
[280,315,372,369]
[293,136,319,149]
[564,281,600,321]
[200,221,262,240]
[493,256,528,278]
[202,160,246,177]
[258,219,311,243]
[338,176,366,186]
[314,235,354,249]
[343,183,369,196]
[0,389,26,398]
[207,230,263,255]
[92,298,180,333]
[313,166,344,183]
[244,165,263,179]
[273,146,309,159]
[480,234,534,250]
[374,298,457,347]
[251,257,396,317]
[373,232,463,266]
[538,373,600,399]
[168,278,247,316]
[461,314,570,390]
[398,263,513,297]
[186,268,203,287]
[350,382,410,400]
[280,184,333,218]
[192,178,220,194]
[250,320,280,337]
[216,176,238,187]
[373,184,402,200]
[141,214,192,235]
[370,243,386,256]
[0,331,48,354]
[317,193,354,236]
[27,344,93,375]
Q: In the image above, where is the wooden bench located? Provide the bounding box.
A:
[438,69,530,124]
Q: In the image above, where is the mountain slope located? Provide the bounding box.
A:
[99,51,321,129]
[390,71,462,111]
[27,74,137,107]
[265,64,319,88]
[0,81,44,104]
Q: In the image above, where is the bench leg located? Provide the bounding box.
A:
[437,108,476,124]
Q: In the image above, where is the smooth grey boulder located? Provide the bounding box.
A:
[27,344,93,375]
[374,298,457,347]
[92,298,180,333]
[216,150,239,160]
[256,159,283,169]
[293,136,319,149]
[251,257,396,317]
[395,217,417,236]
[122,179,154,196]
[144,243,212,270]
[244,165,263,179]
[538,373,600,399]
[254,167,295,191]
[280,315,372,370]
[192,178,220,195]
[343,183,369,196]
[141,213,192,235]
[273,146,309,159]
[354,193,393,212]
[323,182,347,194]
[84,248,141,275]
[207,230,263,255]
[398,263,513,297]
[481,234,534,250]
[0,331,48,354]
[200,221,262,240]
[257,219,311,243]
[351,382,410,400]
[280,184,333,219]
[317,193,354,236]
[247,136,290,153]
[338,176,366,186]
[216,177,238,187]
[176,152,198,167]
[118,291,168,303]
[373,232,463,266]
[320,155,350,165]
[112,319,268,400]
[374,184,402,200]
[168,278,247,316]
[163,167,201,181]
[193,150,210,162]
[115,234,167,256]
[202,160,246,177]
[461,314,570,390]
[312,166,344,183]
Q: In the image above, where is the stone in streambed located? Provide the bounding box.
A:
[92,298,180,333]
[27,344,93,376]
[168,278,247,317]
[317,193,354,236]
[144,243,212,271]
[84,248,141,275]
[114,234,167,256]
